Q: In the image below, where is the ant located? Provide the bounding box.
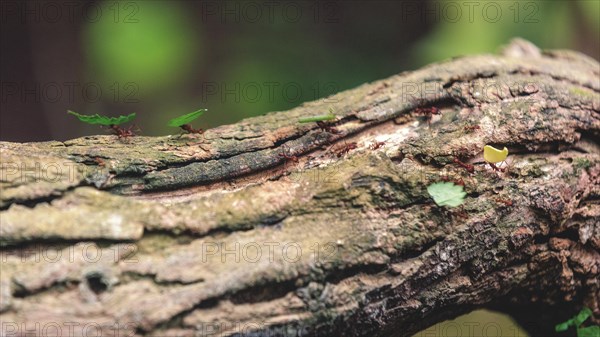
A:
[106,124,139,139]
[316,121,341,134]
[494,197,513,207]
[178,124,206,143]
[277,147,299,177]
[413,106,440,115]
[94,157,106,167]
[180,124,204,135]
[369,141,386,150]
[410,97,443,124]
[464,124,481,133]
[441,175,465,186]
[172,123,204,143]
[413,106,441,125]
[278,145,299,164]
[278,151,299,164]
[453,158,475,174]
[488,162,507,172]
[334,141,358,158]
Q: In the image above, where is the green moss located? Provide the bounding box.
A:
[561,170,573,179]
[520,163,544,178]
[569,87,595,98]
[573,158,591,170]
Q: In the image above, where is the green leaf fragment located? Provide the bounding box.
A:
[167,109,207,127]
[555,308,598,335]
[556,320,574,332]
[575,308,593,326]
[577,326,600,337]
[67,110,136,126]
[298,113,336,123]
[427,182,466,208]
[578,326,600,337]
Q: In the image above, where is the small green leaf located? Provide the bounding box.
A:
[555,308,597,334]
[167,109,207,127]
[427,182,466,208]
[67,110,136,126]
[575,308,593,327]
[577,326,600,337]
[556,320,575,332]
[298,113,336,123]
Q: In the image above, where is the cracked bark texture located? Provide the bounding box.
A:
[0,39,599,337]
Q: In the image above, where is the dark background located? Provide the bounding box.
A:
[2,0,598,142]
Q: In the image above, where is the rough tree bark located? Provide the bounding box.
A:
[0,39,599,337]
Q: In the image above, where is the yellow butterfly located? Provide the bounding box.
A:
[483,145,508,164]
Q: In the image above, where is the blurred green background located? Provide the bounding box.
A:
[1,0,598,141]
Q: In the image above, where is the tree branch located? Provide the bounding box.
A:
[1,39,599,337]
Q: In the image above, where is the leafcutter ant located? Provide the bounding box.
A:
[488,162,507,172]
[316,121,341,134]
[178,124,207,144]
[413,106,441,115]
[180,124,204,135]
[483,145,509,173]
[409,97,443,125]
[277,147,300,177]
[453,158,475,174]
[168,109,207,139]
[464,124,481,133]
[107,124,139,139]
[413,106,441,126]
[441,175,465,186]
[369,141,386,150]
[298,111,341,135]
[494,197,513,207]
[334,141,358,158]
[67,111,138,140]
[94,157,106,167]
[278,151,299,164]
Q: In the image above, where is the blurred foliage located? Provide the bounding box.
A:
[83,1,201,94]
[411,0,576,64]
[82,0,202,133]
[79,0,599,139]
[580,1,600,35]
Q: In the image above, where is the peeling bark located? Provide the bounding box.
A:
[0,39,599,337]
